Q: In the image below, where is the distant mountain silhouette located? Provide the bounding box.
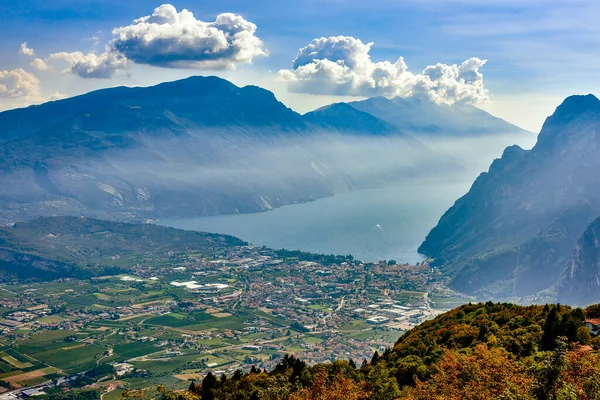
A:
[348,96,530,136]
[303,102,410,137]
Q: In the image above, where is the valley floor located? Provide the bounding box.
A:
[0,246,468,397]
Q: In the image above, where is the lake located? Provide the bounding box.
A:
[159,182,471,264]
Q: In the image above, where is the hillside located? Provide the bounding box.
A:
[0,76,306,146]
[418,94,600,301]
[0,216,245,280]
[0,76,463,224]
[148,302,600,400]
[303,102,411,137]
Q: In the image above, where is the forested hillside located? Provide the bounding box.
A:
[129,302,600,399]
[0,216,245,280]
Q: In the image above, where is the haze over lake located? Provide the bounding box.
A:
[160,182,471,264]
[159,133,537,264]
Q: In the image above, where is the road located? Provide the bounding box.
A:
[0,285,16,295]
[423,293,436,318]
[335,296,345,312]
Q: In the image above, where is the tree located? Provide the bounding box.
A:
[232,369,243,381]
[289,370,367,400]
[367,364,401,400]
[577,326,592,345]
[201,372,218,400]
[407,345,534,400]
[532,336,569,400]
[371,351,380,365]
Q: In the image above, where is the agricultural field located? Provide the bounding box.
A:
[0,237,464,396]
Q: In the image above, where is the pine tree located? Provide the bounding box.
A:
[371,351,380,365]
[202,372,218,400]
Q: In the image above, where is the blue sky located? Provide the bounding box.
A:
[2,0,600,131]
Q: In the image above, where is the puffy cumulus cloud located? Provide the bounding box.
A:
[19,42,34,57]
[0,68,40,99]
[0,69,65,110]
[23,4,267,79]
[278,36,414,98]
[22,42,126,79]
[415,58,488,105]
[278,36,488,105]
[30,57,49,71]
[109,4,268,69]
[32,50,129,79]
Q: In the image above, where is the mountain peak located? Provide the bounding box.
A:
[303,102,405,136]
[550,94,600,121]
[536,94,600,146]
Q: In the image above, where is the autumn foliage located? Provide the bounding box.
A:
[142,302,600,400]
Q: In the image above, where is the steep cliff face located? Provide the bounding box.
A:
[559,217,600,305]
[419,94,600,299]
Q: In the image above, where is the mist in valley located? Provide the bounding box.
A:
[0,126,537,263]
[139,130,537,263]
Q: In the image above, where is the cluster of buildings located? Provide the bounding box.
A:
[0,244,465,395]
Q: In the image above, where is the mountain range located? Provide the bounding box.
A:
[0,75,526,224]
[348,95,528,136]
[419,94,600,304]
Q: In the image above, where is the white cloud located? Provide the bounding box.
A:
[415,58,488,105]
[278,36,488,105]
[109,4,267,69]
[19,42,34,57]
[0,68,40,99]
[24,4,267,80]
[30,57,49,71]
[33,50,129,79]
[0,68,66,110]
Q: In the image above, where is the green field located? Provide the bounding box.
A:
[34,344,104,373]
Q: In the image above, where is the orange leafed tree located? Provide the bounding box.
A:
[289,370,368,400]
[406,344,534,400]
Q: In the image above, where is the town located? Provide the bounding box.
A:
[0,245,469,399]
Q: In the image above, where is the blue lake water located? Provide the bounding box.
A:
[159,182,471,264]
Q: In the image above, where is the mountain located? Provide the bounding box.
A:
[0,76,306,146]
[419,94,600,301]
[348,96,531,136]
[303,102,410,136]
[0,76,459,224]
[0,216,246,280]
[559,217,600,305]
[0,76,308,169]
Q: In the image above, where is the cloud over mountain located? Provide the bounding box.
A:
[278,36,488,105]
[110,4,268,69]
[26,4,267,79]
[0,68,40,99]
[32,50,129,79]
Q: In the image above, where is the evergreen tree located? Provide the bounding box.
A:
[371,350,380,365]
[202,372,218,400]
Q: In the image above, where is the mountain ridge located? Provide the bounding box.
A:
[347,95,531,136]
[419,93,600,303]
[0,75,527,224]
